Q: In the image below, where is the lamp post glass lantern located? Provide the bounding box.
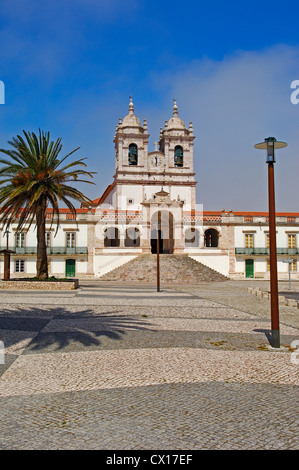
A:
[254,137,287,348]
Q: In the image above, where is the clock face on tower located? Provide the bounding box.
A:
[151,154,163,167]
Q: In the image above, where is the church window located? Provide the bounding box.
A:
[125,227,140,247]
[128,144,138,165]
[185,228,199,247]
[204,229,219,247]
[174,146,183,167]
[104,227,120,247]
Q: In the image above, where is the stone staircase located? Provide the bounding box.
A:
[99,254,228,284]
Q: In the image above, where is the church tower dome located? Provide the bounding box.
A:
[117,97,144,134]
[164,100,188,133]
[114,97,149,174]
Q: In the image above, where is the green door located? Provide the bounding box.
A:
[245,259,254,278]
[65,259,76,277]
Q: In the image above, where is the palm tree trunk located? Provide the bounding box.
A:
[36,201,48,279]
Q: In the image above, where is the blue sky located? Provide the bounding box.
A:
[0,0,298,211]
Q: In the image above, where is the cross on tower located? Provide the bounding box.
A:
[154,141,159,151]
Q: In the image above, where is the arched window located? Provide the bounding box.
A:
[125,227,140,247]
[204,229,219,247]
[128,143,138,165]
[104,227,120,247]
[174,145,183,167]
[185,228,199,247]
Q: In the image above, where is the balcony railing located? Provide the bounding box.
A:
[235,247,299,255]
[8,246,88,255]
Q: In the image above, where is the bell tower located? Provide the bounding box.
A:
[100,99,197,211]
[157,100,197,208]
[113,97,149,178]
[159,100,195,175]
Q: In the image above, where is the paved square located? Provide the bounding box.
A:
[0,280,298,450]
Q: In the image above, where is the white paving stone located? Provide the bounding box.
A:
[0,347,297,397]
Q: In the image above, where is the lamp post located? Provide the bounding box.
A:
[282,259,293,291]
[1,227,12,280]
[156,219,160,292]
[254,137,287,348]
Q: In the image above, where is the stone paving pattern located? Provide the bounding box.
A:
[0,279,298,449]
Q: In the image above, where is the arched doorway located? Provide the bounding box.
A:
[150,211,174,254]
[204,228,219,247]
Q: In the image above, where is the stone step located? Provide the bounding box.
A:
[99,254,228,283]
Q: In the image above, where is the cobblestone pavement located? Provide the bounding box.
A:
[0,280,298,450]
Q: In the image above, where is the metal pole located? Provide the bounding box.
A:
[156,221,160,292]
[268,162,280,348]
[288,262,291,291]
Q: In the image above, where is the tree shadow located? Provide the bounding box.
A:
[0,306,154,353]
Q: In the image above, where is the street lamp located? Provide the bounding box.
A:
[282,259,293,291]
[156,219,160,292]
[1,227,13,280]
[254,137,287,348]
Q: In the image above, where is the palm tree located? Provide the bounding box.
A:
[0,130,95,279]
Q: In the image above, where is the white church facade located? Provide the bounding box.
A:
[1,99,298,280]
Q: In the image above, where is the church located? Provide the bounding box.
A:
[1,99,298,280]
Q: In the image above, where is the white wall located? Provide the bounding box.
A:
[189,254,229,276]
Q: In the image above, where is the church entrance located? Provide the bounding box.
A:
[150,211,174,254]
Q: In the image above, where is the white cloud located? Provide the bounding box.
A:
[151,45,299,211]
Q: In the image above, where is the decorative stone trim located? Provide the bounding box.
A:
[0,279,79,290]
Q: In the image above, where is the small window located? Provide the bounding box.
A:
[288,234,296,249]
[128,144,138,165]
[245,234,254,248]
[127,198,134,205]
[174,146,183,167]
[46,232,51,247]
[15,232,25,248]
[66,232,76,248]
[15,259,25,273]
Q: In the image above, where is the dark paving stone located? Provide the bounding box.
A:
[1,382,298,449]
[0,317,50,331]
[21,328,298,354]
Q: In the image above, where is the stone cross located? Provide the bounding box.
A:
[154,141,159,151]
